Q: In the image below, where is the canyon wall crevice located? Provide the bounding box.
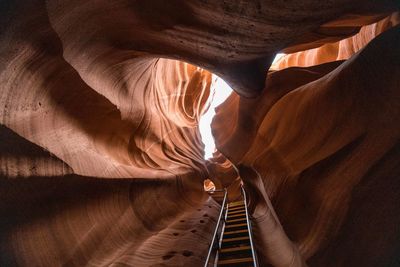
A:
[213,19,400,266]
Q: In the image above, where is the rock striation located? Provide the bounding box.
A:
[213,13,400,267]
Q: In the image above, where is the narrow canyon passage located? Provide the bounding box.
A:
[1,1,400,266]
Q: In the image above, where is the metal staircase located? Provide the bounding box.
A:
[205,186,258,267]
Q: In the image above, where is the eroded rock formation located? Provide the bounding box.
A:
[1,1,399,266]
[213,14,400,267]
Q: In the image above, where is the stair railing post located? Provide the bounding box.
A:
[241,185,259,267]
[204,188,228,267]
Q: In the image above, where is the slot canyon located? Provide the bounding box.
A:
[0,1,399,266]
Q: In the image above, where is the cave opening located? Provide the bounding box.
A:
[199,74,233,159]
[199,53,285,159]
[203,179,216,191]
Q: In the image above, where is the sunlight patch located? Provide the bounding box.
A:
[272,53,285,64]
[199,75,233,159]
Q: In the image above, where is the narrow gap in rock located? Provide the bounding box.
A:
[199,75,233,159]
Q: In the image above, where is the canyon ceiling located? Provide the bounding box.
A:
[1,1,399,266]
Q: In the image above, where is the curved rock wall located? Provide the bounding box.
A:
[273,12,400,68]
[213,17,400,267]
[0,0,211,179]
[1,1,215,265]
[0,173,218,266]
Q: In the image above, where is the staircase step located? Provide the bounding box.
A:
[218,257,254,265]
[223,232,248,240]
[229,200,244,205]
[228,201,244,207]
[227,213,246,220]
[222,236,250,245]
[228,205,245,210]
[223,229,248,236]
[221,243,250,250]
[226,217,247,224]
[219,248,253,261]
[220,245,251,253]
[224,229,249,238]
[228,206,245,211]
[227,209,246,215]
[227,213,245,218]
[224,223,247,230]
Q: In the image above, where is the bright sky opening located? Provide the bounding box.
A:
[199,53,285,159]
[199,75,233,159]
[272,53,285,64]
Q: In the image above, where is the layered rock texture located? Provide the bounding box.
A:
[1,1,399,266]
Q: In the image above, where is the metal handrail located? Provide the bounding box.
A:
[204,188,227,267]
[241,186,258,267]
